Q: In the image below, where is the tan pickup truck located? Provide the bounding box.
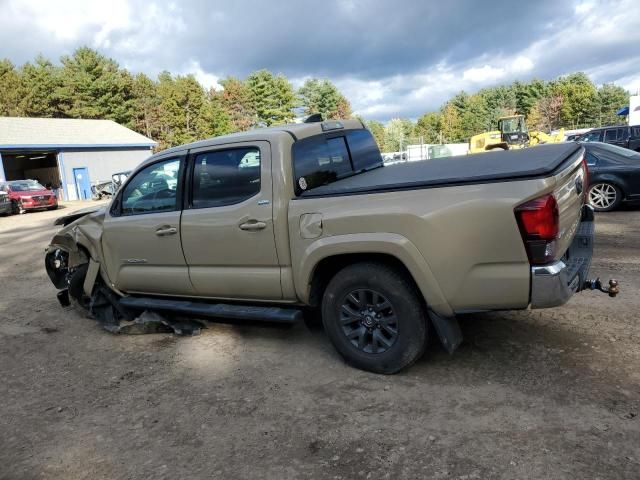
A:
[45,118,617,373]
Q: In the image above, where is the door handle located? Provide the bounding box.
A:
[239,221,266,231]
[155,226,177,236]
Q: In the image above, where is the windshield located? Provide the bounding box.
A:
[500,117,527,134]
[9,180,46,191]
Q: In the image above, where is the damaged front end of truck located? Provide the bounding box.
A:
[44,206,122,320]
[44,207,205,335]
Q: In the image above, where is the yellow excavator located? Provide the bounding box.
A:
[469,115,565,154]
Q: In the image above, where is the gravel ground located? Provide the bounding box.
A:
[0,202,638,480]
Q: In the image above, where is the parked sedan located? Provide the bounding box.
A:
[581,142,640,211]
[0,180,58,214]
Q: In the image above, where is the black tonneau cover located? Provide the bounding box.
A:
[300,143,581,197]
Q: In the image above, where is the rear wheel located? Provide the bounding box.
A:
[588,182,622,212]
[321,262,427,374]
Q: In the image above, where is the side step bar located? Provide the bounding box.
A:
[119,296,303,324]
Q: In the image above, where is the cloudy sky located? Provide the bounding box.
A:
[0,0,638,120]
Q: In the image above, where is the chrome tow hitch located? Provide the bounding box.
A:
[584,278,620,298]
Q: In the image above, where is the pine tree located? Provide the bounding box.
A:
[218,77,257,131]
[245,70,296,126]
[298,78,352,120]
[0,59,24,116]
[20,55,63,117]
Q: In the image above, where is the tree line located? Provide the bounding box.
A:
[0,47,352,150]
[0,47,630,153]
[367,72,629,151]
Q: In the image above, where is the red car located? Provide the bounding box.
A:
[0,180,58,214]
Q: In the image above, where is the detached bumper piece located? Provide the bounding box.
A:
[530,205,618,308]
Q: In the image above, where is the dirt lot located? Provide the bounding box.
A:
[0,202,639,480]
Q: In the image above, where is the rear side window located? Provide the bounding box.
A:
[604,129,618,142]
[632,126,640,138]
[191,147,260,208]
[619,128,629,140]
[293,129,382,194]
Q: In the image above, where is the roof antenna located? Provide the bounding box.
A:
[304,113,323,123]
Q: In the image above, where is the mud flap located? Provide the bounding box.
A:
[428,310,463,354]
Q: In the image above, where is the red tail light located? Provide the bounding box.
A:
[515,194,559,265]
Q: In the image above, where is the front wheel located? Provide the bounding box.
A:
[588,182,622,212]
[321,262,427,374]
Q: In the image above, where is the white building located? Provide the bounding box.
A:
[0,117,156,200]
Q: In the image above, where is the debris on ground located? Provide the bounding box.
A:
[101,310,205,336]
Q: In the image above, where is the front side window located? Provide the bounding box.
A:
[191,147,261,208]
[632,126,640,138]
[580,130,602,142]
[120,158,180,215]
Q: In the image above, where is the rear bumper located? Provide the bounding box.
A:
[530,205,594,308]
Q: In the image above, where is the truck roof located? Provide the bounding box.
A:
[151,118,365,161]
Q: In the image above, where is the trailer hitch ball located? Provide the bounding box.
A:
[584,278,619,298]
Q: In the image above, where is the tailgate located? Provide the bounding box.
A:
[552,148,587,259]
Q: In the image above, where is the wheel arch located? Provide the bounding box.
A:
[297,233,453,317]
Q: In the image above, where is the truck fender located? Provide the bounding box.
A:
[296,232,454,318]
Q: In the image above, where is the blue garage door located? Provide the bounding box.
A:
[73,167,91,200]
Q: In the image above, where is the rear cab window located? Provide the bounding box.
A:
[293,128,382,195]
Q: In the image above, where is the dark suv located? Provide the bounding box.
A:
[577,125,640,151]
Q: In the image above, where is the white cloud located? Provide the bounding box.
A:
[182,60,223,91]
[1,0,132,43]
[512,56,534,73]
[463,65,506,83]
[574,1,595,14]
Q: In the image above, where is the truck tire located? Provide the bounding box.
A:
[321,262,427,374]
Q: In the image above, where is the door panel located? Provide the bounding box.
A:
[180,141,281,300]
[102,211,193,294]
[101,156,192,295]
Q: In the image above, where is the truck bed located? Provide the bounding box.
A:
[300,143,581,197]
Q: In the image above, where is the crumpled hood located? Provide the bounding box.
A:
[54,205,107,226]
